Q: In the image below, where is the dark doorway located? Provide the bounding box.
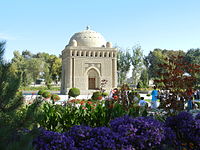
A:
[89,78,95,89]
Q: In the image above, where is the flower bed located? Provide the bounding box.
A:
[32,112,200,150]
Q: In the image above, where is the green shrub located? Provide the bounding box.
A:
[20,86,60,91]
[146,94,150,97]
[42,91,51,98]
[91,91,102,100]
[68,88,80,98]
[102,92,108,97]
[38,89,46,95]
[51,94,60,101]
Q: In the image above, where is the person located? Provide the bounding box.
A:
[197,89,200,100]
[193,89,197,99]
[151,86,159,109]
[187,96,194,111]
[139,97,147,107]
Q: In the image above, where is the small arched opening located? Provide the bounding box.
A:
[87,68,100,90]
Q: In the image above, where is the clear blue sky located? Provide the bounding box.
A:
[1,0,200,60]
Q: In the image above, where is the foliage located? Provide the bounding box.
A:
[51,94,60,101]
[146,94,150,96]
[19,86,60,91]
[0,41,6,63]
[110,115,165,149]
[165,112,200,149]
[68,88,80,98]
[102,92,108,97]
[138,68,149,88]
[11,51,47,86]
[37,89,46,95]
[10,53,30,86]
[130,44,144,86]
[0,127,38,150]
[27,58,45,84]
[36,52,62,83]
[33,128,75,150]
[185,48,200,85]
[42,91,51,98]
[67,126,118,150]
[154,55,200,110]
[128,91,140,103]
[185,48,200,65]
[91,91,102,100]
[145,49,185,79]
[0,41,42,150]
[32,112,200,150]
[117,48,131,85]
[35,99,149,132]
[11,51,61,87]
[0,42,23,113]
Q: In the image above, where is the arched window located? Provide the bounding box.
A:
[100,52,102,57]
[86,51,89,57]
[87,68,100,90]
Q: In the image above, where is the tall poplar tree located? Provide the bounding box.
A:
[130,45,144,87]
[117,48,131,85]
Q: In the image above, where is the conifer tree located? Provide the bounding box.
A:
[0,41,23,113]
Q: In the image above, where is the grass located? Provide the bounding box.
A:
[145,99,160,102]
[19,86,60,91]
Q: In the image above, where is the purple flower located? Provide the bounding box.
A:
[110,115,165,150]
[65,125,92,145]
[165,111,200,148]
[195,113,200,120]
[33,129,76,150]
[79,127,119,149]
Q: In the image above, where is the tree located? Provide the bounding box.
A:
[26,58,46,85]
[185,48,200,64]
[185,48,200,85]
[0,41,6,63]
[22,50,33,59]
[138,68,149,88]
[51,57,62,84]
[130,45,144,87]
[154,55,200,110]
[0,41,43,149]
[117,48,131,85]
[11,51,32,86]
[0,41,23,113]
[11,51,50,86]
[35,52,61,84]
[145,49,185,79]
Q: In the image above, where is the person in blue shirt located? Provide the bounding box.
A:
[187,96,194,111]
[151,86,159,109]
[139,97,147,107]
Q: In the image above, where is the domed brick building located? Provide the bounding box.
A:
[61,27,118,94]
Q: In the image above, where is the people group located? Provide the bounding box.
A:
[193,89,200,100]
[109,86,200,110]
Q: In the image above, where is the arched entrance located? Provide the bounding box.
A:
[87,68,100,90]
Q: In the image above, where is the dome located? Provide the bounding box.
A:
[68,27,106,47]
